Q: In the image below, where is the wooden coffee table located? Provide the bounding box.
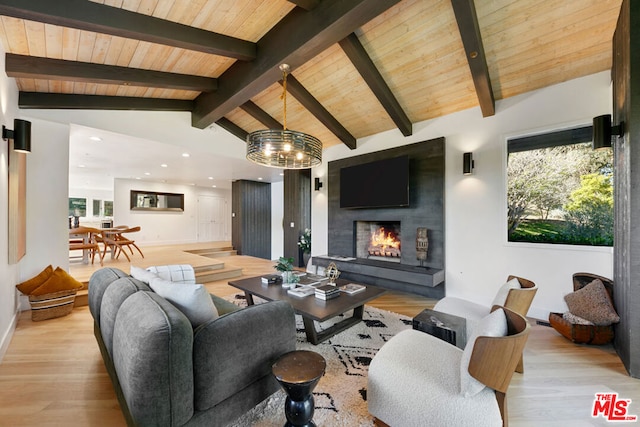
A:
[228,276,386,345]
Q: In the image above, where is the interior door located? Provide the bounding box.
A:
[198,195,227,242]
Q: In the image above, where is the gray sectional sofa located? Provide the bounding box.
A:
[88,267,296,426]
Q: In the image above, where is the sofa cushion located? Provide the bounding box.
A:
[30,267,83,296]
[564,279,619,326]
[16,265,54,295]
[490,277,521,308]
[147,264,196,284]
[149,278,218,328]
[129,265,159,284]
[460,308,507,397]
[100,276,152,357]
[113,291,194,426]
[88,268,130,322]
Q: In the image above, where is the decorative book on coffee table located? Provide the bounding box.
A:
[339,283,366,295]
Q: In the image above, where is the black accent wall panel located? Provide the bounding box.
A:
[284,169,311,266]
[328,137,445,272]
[232,180,271,259]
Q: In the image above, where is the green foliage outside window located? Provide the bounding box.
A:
[507,142,613,246]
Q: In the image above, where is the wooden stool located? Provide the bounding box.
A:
[272,350,326,427]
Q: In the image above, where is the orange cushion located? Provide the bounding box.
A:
[16,265,54,295]
[30,267,83,296]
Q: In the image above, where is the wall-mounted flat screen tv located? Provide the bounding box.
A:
[340,155,410,209]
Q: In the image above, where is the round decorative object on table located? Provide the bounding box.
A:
[325,262,341,285]
[272,350,326,427]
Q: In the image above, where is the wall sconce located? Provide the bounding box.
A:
[592,114,624,150]
[463,152,474,175]
[314,177,323,191]
[2,119,31,153]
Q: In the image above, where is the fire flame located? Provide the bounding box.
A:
[370,227,400,253]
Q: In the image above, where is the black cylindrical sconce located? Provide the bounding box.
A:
[2,119,32,153]
[592,114,623,150]
[463,152,474,175]
[314,177,323,191]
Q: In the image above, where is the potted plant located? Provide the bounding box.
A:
[274,256,299,286]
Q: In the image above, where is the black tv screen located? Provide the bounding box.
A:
[340,155,410,209]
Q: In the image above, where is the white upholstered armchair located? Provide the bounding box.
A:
[433,275,537,372]
[368,307,530,427]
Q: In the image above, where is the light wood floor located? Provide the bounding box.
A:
[1,244,638,426]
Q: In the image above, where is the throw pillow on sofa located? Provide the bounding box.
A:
[564,279,619,326]
[30,267,84,296]
[147,264,196,284]
[130,265,160,284]
[16,264,54,295]
[149,277,218,327]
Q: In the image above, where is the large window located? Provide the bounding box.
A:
[507,126,613,246]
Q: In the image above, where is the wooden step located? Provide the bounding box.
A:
[72,262,243,308]
[195,265,243,283]
[186,247,238,258]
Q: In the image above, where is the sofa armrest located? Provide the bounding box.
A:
[192,300,296,411]
[210,294,242,316]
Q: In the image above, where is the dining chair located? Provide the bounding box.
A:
[101,226,144,262]
[69,226,104,266]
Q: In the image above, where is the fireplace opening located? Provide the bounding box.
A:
[355,221,401,263]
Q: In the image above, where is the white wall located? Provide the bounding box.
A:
[0,47,20,360]
[114,178,231,245]
[313,72,614,320]
[0,52,70,357]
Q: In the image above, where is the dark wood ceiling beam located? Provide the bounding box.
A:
[287,0,320,11]
[0,0,256,61]
[339,33,412,137]
[240,101,282,129]
[215,118,248,142]
[283,75,357,149]
[451,0,495,117]
[18,92,193,111]
[192,0,401,138]
[6,54,218,92]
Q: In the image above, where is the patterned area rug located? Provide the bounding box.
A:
[226,294,412,427]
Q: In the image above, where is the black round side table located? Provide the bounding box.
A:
[272,350,326,427]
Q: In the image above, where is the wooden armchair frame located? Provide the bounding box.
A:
[469,307,530,426]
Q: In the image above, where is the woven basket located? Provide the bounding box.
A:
[548,312,614,345]
[28,289,77,321]
[548,272,616,345]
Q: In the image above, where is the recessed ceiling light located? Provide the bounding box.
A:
[258,177,263,180]
[212,185,217,188]
[144,172,151,176]
[279,173,284,176]
[135,177,141,180]
[89,136,102,142]
[78,164,86,168]
[160,164,168,168]
[208,177,214,180]
[182,153,190,158]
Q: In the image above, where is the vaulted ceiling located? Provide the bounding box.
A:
[0,0,623,152]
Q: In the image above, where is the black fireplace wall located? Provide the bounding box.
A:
[327,137,445,269]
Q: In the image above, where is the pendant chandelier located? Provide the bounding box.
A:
[246,64,322,169]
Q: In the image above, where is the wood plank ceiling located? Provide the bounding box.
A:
[0,0,623,151]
